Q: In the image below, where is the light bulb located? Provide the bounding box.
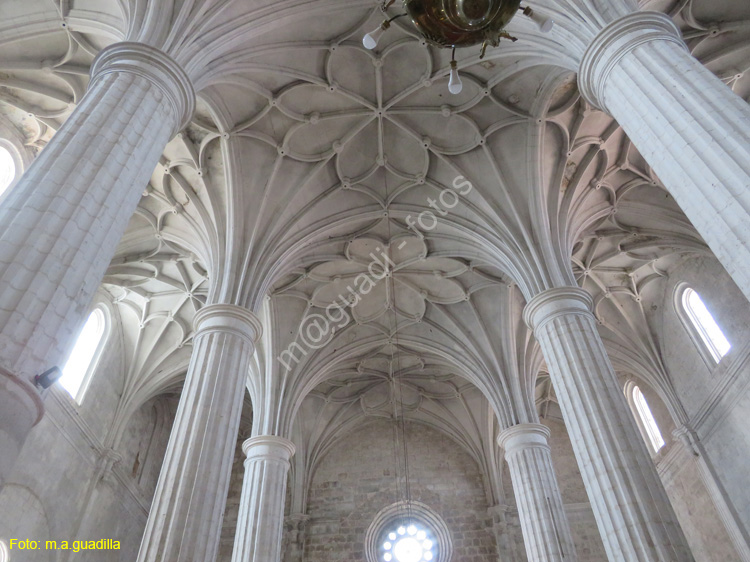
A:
[526,9,554,33]
[448,61,463,95]
[363,23,388,49]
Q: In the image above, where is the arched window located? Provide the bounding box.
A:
[59,307,108,403]
[680,287,731,364]
[366,502,451,562]
[631,385,665,454]
[380,522,436,562]
[0,145,15,194]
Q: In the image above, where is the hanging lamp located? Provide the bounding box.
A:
[363,0,554,95]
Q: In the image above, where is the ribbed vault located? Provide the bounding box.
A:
[0,0,748,476]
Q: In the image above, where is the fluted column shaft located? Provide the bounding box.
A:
[137,305,262,562]
[498,423,577,562]
[232,436,296,562]
[0,42,194,486]
[579,11,750,303]
[525,288,692,561]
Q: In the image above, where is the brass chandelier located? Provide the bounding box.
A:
[363,0,554,94]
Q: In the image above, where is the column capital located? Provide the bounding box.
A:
[497,423,551,456]
[284,513,310,530]
[193,304,263,343]
[487,504,515,519]
[579,11,687,112]
[523,287,593,332]
[242,435,296,463]
[672,424,701,457]
[91,42,195,135]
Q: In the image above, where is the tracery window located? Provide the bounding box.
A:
[365,502,451,562]
[679,286,730,364]
[380,523,436,562]
[631,385,665,454]
[59,307,108,403]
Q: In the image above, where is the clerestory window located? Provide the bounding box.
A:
[59,307,108,403]
[680,287,730,364]
[630,385,665,454]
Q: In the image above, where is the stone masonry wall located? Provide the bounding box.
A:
[304,420,497,561]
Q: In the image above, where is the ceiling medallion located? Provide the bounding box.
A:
[363,0,554,94]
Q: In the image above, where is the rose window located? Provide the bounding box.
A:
[380,522,436,562]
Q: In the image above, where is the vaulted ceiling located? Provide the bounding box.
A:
[0,0,748,474]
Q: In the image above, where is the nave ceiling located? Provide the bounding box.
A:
[0,0,748,460]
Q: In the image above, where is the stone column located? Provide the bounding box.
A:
[498,423,577,562]
[137,305,262,562]
[524,287,692,561]
[0,42,194,485]
[578,11,750,303]
[231,436,296,562]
